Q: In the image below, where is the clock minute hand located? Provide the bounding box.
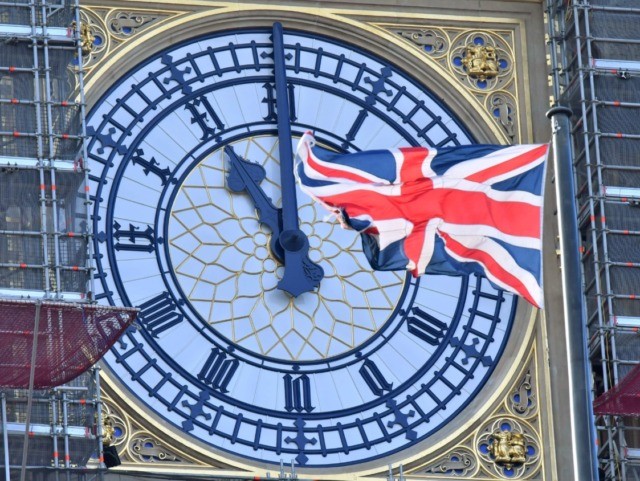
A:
[272,21,324,297]
[225,146,284,263]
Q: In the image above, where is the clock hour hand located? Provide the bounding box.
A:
[225,146,284,263]
[272,21,324,297]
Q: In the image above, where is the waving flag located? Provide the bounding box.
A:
[296,132,548,308]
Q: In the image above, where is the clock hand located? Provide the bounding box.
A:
[225,146,284,263]
[272,21,324,297]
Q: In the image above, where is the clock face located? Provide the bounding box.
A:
[89,27,517,469]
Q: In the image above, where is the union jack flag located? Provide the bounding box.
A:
[296,132,549,308]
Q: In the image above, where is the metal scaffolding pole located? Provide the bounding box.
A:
[20,300,42,481]
[1,395,9,481]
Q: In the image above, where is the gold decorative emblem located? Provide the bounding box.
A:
[71,21,95,55]
[489,430,526,469]
[102,413,116,446]
[461,44,499,81]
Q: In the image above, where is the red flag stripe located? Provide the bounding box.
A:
[440,231,539,307]
[399,147,431,183]
[321,187,541,239]
[465,144,548,184]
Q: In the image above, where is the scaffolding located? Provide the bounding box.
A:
[546,1,640,479]
[0,0,92,300]
[1,369,106,481]
[0,1,106,480]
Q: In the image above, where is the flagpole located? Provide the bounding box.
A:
[546,106,599,481]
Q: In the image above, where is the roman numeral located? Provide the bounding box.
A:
[130,148,175,186]
[184,96,225,141]
[262,82,297,122]
[359,359,393,396]
[406,306,447,345]
[112,221,156,253]
[283,373,315,413]
[342,109,368,149]
[138,292,183,337]
[198,347,239,393]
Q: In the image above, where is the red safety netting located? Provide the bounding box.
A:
[0,299,137,389]
[593,363,640,417]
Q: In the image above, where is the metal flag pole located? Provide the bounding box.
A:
[546,106,599,481]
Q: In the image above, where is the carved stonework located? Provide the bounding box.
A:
[79,9,110,73]
[101,392,189,466]
[130,433,181,463]
[508,369,538,418]
[387,24,521,142]
[107,11,160,38]
[420,449,477,477]
[79,7,186,78]
[396,28,449,58]
[476,417,541,479]
[487,92,517,142]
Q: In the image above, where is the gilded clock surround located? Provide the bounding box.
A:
[82,2,554,480]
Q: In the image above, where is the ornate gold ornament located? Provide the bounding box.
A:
[476,417,541,478]
[102,413,116,446]
[489,430,527,469]
[461,44,499,81]
[70,21,95,55]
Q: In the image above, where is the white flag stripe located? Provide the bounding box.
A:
[416,219,441,273]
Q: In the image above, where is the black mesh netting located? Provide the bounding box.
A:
[589,10,640,60]
[609,266,640,297]
[0,1,74,28]
[593,76,640,104]
[0,1,31,26]
[0,170,44,290]
[604,201,640,230]
[606,234,640,262]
